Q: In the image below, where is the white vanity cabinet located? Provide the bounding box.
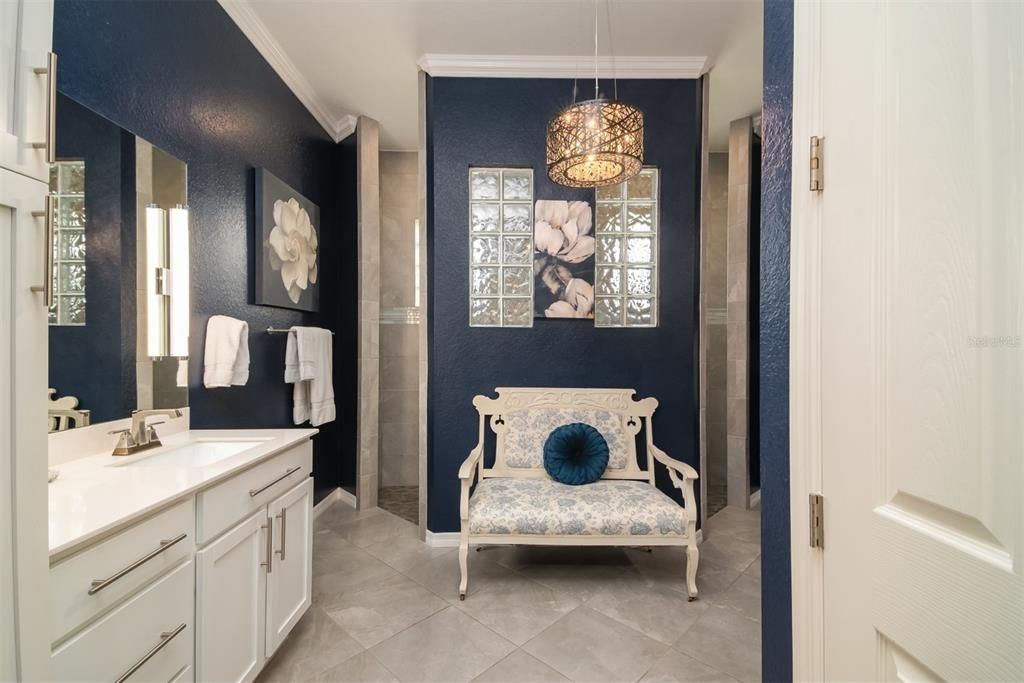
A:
[48,437,315,682]
[193,438,314,682]
[1,2,54,679]
[195,476,313,682]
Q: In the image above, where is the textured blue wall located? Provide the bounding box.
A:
[425,77,702,533]
[761,0,794,680]
[53,0,356,502]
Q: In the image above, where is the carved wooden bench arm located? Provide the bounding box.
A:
[649,444,698,512]
[458,445,483,522]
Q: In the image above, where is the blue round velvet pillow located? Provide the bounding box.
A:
[543,423,609,485]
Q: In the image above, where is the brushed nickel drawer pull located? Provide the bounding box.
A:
[114,622,186,683]
[87,533,187,595]
[275,507,287,560]
[249,466,302,498]
[261,521,273,574]
[29,195,55,307]
[31,53,57,163]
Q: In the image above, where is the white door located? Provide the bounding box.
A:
[0,0,53,182]
[0,167,50,681]
[791,1,1023,681]
[265,477,312,657]
[196,511,267,683]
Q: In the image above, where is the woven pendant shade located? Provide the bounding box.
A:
[547,98,644,188]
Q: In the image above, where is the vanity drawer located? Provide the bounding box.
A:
[196,440,312,545]
[51,559,194,682]
[50,498,195,644]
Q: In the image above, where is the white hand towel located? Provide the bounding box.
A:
[203,315,250,388]
[285,327,335,426]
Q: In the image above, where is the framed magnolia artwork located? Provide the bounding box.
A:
[254,168,320,312]
[533,199,595,319]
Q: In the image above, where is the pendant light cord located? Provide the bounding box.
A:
[606,0,618,100]
[593,0,599,100]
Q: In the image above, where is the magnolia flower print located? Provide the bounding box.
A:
[267,198,319,304]
[534,200,596,318]
[533,200,594,264]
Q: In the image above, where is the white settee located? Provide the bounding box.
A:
[458,388,699,600]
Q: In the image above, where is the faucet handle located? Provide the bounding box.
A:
[109,429,137,455]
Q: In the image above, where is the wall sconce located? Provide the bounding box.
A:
[168,205,190,357]
[145,203,189,358]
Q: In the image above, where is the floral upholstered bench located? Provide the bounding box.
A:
[458,388,699,600]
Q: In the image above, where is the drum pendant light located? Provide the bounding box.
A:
[547,0,644,188]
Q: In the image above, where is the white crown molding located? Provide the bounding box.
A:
[218,0,356,142]
[417,54,708,79]
[335,114,358,142]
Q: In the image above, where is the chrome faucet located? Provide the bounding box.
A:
[110,408,183,456]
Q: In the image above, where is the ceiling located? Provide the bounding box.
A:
[221,0,762,151]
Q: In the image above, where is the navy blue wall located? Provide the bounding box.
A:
[426,77,702,533]
[760,0,794,680]
[53,0,356,502]
[50,94,132,424]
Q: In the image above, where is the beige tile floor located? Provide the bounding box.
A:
[257,504,761,683]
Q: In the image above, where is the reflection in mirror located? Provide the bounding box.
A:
[47,94,189,432]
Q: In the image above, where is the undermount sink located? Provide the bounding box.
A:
[115,439,272,468]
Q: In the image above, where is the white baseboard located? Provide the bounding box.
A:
[313,487,357,520]
[425,529,703,548]
[749,489,761,509]
[337,487,357,508]
[425,531,461,548]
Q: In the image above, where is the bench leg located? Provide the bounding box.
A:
[458,532,469,601]
[686,544,699,601]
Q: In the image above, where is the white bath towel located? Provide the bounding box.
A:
[285,327,335,426]
[203,315,250,388]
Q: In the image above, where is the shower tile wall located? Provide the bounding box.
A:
[704,153,729,516]
[378,152,420,488]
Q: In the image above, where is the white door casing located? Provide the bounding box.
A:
[791,1,1023,681]
[196,511,267,683]
[265,477,313,657]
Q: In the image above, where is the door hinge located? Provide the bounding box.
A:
[809,493,824,548]
[809,136,824,192]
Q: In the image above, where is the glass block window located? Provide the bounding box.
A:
[594,168,659,327]
[469,168,533,327]
[48,161,87,326]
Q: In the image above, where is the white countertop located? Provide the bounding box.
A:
[48,428,318,559]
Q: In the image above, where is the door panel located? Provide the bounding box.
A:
[0,0,52,181]
[816,1,1023,680]
[196,511,266,683]
[0,167,50,680]
[265,478,312,657]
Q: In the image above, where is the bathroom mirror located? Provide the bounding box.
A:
[47,93,189,431]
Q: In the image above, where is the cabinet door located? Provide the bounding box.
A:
[0,167,50,680]
[265,477,313,657]
[0,0,53,181]
[196,511,267,683]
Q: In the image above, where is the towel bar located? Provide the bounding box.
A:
[265,326,334,335]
